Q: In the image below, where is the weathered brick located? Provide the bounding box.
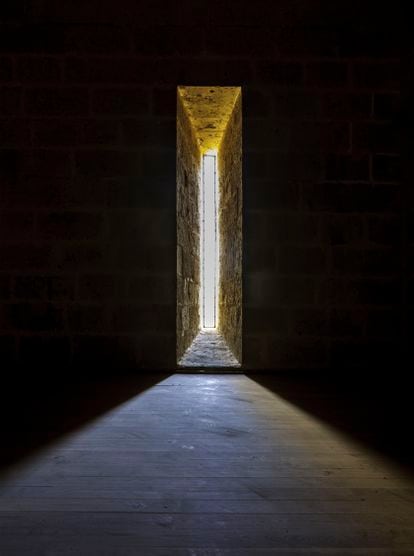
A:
[334,24,400,58]
[179,58,253,86]
[321,214,365,246]
[0,57,13,80]
[290,122,350,153]
[245,120,290,151]
[332,247,400,276]
[244,307,288,334]
[325,154,370,181]
[92,88,149,115]
[0,335,16,364]
[48,276,75,300]
[121,118,175,148]
[0,149,21,184]
[302,183,400,214]
[139,333,176,368]
[32,119,82,146]
[0,24,64,53]
[67,305,106,332]
[0,243,52,270]
[373,93,399,120]
[22,150,72,178]
[243,89,272,118]
[257,63,303,87]
[72,335,139,367]
[134,26,203,56]
[128,275,174,304]
[320,93,371,119]
[245,243,276,272]
[79,274,123,300]
[279,246,327,274]
[353,62,399,90]
[0,1,26,20]
[243,179,301,210]
[245,273,315,307]
[83,119,119,145]
[273,25,342,58]
[0,119,31,147]
[62,177,107,207]
[244,151,269,180]
[0,276,11,300]
[353,122,399,153]
[205,26,274,57]
[113,242,174,272]
[367,309,401,338]
[60,242,109,270]
[64,25,131,53]
[290,309,328,337]
[328,309,365,337]
[19,336,71,366]
[372,154,400,182]
[368,216,401,246]
[330,339,397,367]
[0,87,22,115]
[37,211,103,240]
[142,150,175,179]
[109,209,174,245]
[408,279,414,305]
[64,57,87,82]
[316,277,353,306]
[89,58,159,83]
[75,150,141,177]
[0,211,34,239]
[17,56,61,82]
[6,302,64,331]
[152,88,176,117]
[14,276,48,299]
[270,92,319,121]
[106,177,174,209]
[350,278,400,305]
[111,304,174,333]
[267,338,328,368]
[25,87,89,116]
[2,177,64,208]
[306,62,348,88]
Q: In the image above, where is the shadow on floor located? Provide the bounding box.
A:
[248,371,414,471]
[0,369,170,470]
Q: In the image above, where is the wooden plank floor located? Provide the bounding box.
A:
[1,373,414,555]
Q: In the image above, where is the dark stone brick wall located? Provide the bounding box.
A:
[0,0,402,370]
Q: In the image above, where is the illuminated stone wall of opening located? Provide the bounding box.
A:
[177,87,242,365]
[218,94,242,362]
[176,94,201,361]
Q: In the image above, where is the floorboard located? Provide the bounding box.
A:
[1,373,413,554]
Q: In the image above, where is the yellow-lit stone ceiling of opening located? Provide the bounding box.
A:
[178,86,241,153]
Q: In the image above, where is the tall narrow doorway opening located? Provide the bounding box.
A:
[176,86,242,369]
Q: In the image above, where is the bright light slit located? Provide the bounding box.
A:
[202,154,218,329]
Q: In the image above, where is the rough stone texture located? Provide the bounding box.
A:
[178,330,240,368]
[178,87,240,153]
[218,94,242,363]
[178,86,241,366]
[176,94,201,361]
[0,1,403,371]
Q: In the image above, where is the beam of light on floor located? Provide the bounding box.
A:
[201,153,218,329]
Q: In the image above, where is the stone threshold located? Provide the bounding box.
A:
[178,329,240,369]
